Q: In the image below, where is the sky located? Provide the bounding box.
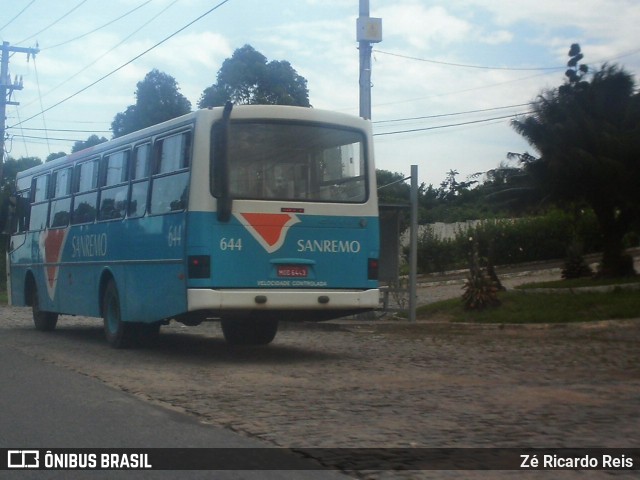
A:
[2,0,639,187]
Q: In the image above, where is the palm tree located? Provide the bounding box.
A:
[512,63,640,277]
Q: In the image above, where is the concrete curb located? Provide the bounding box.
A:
[514,282,640,294]
[281,317,640,333]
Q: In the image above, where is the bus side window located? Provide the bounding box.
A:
[13,190,31,233]
[129,143,151,218]
[50,167,73,228]
[150,132,191,215]
[72,159,99,225]
[29,174,50,231]
[99,150,129,221]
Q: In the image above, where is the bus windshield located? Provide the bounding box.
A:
[226,122,367,203]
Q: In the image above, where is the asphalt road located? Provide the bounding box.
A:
[0,345,347,480]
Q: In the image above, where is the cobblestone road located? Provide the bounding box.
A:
[1,264,639,479]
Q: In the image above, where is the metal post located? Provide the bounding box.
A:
[359,45,372,120]
[409,165,418,322]
[0,42,10,179]
[357,0,381,120]
[358,0,371,120]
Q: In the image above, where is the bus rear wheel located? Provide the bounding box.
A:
[31,286,58,331]
[102,280,136,349]
[221,318,278,346]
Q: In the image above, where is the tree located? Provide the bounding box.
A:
[46,152,67,163]
[512,46,640,277]
[479,155,544,216]
[1,156,41,188]
[112,69,192,138]
[198,45,310,108]
[72,135,108,153]
[437,169,477,201]
[376,170,411,205]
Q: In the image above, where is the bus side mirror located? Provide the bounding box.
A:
[0,194,16,236]
[211,102,233,223]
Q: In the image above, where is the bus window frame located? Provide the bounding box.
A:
[128,141,152,219]
[148,129,192,216]
[13,189,31,234]
[49,166,74,229]
[213,119,370,205]
[98,149,131,222]
[72,157,100,225]
[28,174,50,232]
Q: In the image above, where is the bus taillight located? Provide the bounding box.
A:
[188,256,210,279]
[368,258,379,280]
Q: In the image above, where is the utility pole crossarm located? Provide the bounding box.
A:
[1,41,40,181]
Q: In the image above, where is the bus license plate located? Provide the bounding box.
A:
[277,265,308,277]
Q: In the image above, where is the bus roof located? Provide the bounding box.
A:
[16,106,370,181]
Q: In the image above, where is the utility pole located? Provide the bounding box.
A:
[0,41,39,182]
[408,165,418,323]
[357,0,382,120]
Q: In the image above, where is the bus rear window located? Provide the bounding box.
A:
[224,122,367,203]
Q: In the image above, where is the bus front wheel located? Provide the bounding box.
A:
[102,280,136,349]
[221,318,278,346]
[31,286,58,332]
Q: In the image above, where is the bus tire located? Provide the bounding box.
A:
[102,280,136,349]
[31,286,58,332]
[221,318,278,346]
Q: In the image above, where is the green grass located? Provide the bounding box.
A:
[417,290,640,324]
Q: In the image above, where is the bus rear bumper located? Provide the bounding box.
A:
[187,288,380,313]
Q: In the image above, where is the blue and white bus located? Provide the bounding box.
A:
[3,105,380,347]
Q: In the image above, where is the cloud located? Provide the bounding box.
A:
[377,3,472,51]
[479,30,513,45]
[461,0,640,61]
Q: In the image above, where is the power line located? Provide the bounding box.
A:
[367,47,640,113]
[372,103,531,124]
[374,49,564,71]
[368,70,559,112]
[11,105,30,157]
[11,0,232,129]
[592,47,640,65]
[18,0,180,112]
[17,0,89,46]
[10,126,111,133]
[32,54,50,153]
[10,134,84,142]
[373,111,532,137]
[40,118,110,124]
[0,0,37,34]
[42,0,153,50]
[374,46,640,75]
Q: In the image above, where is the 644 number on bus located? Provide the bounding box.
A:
[219,238,243,251]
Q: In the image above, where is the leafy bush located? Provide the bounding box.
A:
[462,241,501,310]
[561,240,593,279]
[415,209,602,274]
[415,226,466,273]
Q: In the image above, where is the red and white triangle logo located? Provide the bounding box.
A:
[236,212,300,253]
[39,228,70,300]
